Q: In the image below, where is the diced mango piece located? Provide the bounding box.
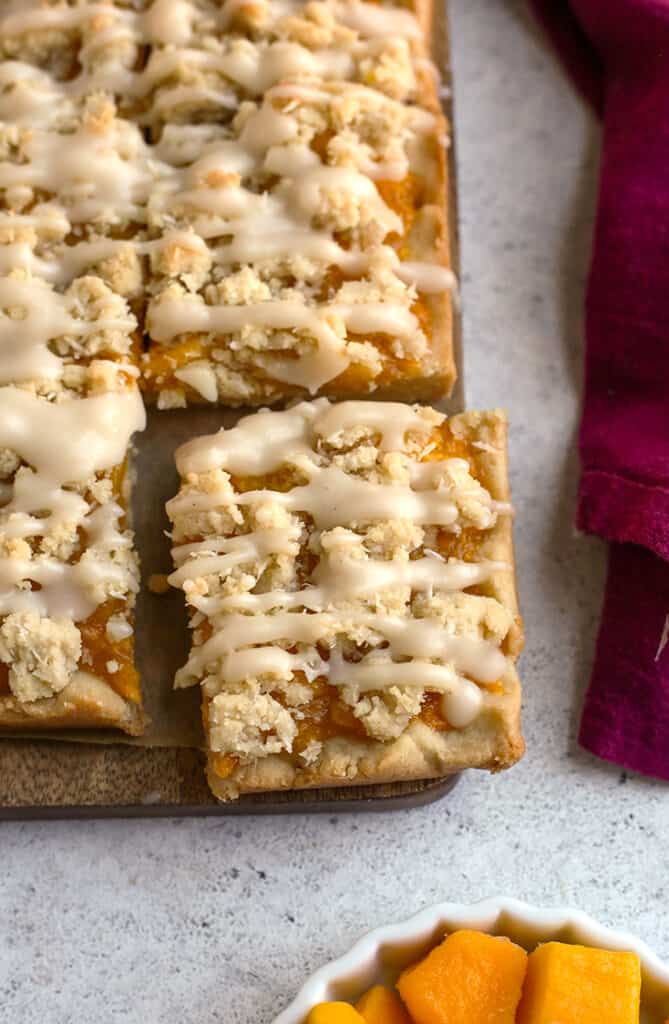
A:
[306,1003,366,1024]
[516,942,641,1024]
[356,985,414,1024]
[397,929,527,1024]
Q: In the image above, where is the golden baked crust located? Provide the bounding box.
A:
[0,671,144,736]
[206,704,523,800]
[167,401,523,801]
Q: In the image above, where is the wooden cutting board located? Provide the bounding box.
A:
[0,740,460,817]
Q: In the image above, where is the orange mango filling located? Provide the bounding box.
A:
[141,335,207,386]
[210,752,238,780]
[291,679,369,752]
[0,600,140,706]
[210,683,454,781]
[209,678,370,780]
[418,693,452,732]
[141,310,435,401]
[77,460,139,703]
[309,933,645,1024]
[78,599,140,704]
[376,174,422,251]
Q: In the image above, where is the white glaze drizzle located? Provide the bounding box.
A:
[0,112,162,226]
[175,398,433,474]
[0,275,136,385]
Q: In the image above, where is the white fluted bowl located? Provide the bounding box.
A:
[274,898,669,1024]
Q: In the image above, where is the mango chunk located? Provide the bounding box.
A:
[397,929,527,1024]
[307,1003,366,1024]
[516,942,641,1024]
[356,985,413,1024]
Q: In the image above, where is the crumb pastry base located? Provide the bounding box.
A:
[207,695,522,800]
[0,672,144,737]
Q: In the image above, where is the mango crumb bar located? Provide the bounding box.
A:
[0,382,146,733]
[167,400,523,800]
[0,1,152,731]
[0,243,146,734]
[143,78,453,406]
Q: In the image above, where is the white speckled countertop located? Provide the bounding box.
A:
[2,3,667,1023]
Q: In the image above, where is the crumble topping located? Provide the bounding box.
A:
[0,609,81,702]
[139,72,450,401]
[145,250,427,400]
[209,689,298,758]
[0,271,138,392]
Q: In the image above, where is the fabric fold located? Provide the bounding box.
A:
[529,0,604,113]
[530,0,669,778]
[579,543,669,780]
[578,472,669,565]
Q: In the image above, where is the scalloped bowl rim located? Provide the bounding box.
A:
[274,897,669,1023]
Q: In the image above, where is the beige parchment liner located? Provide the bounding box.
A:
[0,0,467,810]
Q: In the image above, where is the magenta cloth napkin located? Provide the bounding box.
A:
[529,0,669,778]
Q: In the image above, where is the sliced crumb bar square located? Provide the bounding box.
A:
[167,399,523,800]
[0,259,145,733]
[142,79,454,407]
[0,380,146,734]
